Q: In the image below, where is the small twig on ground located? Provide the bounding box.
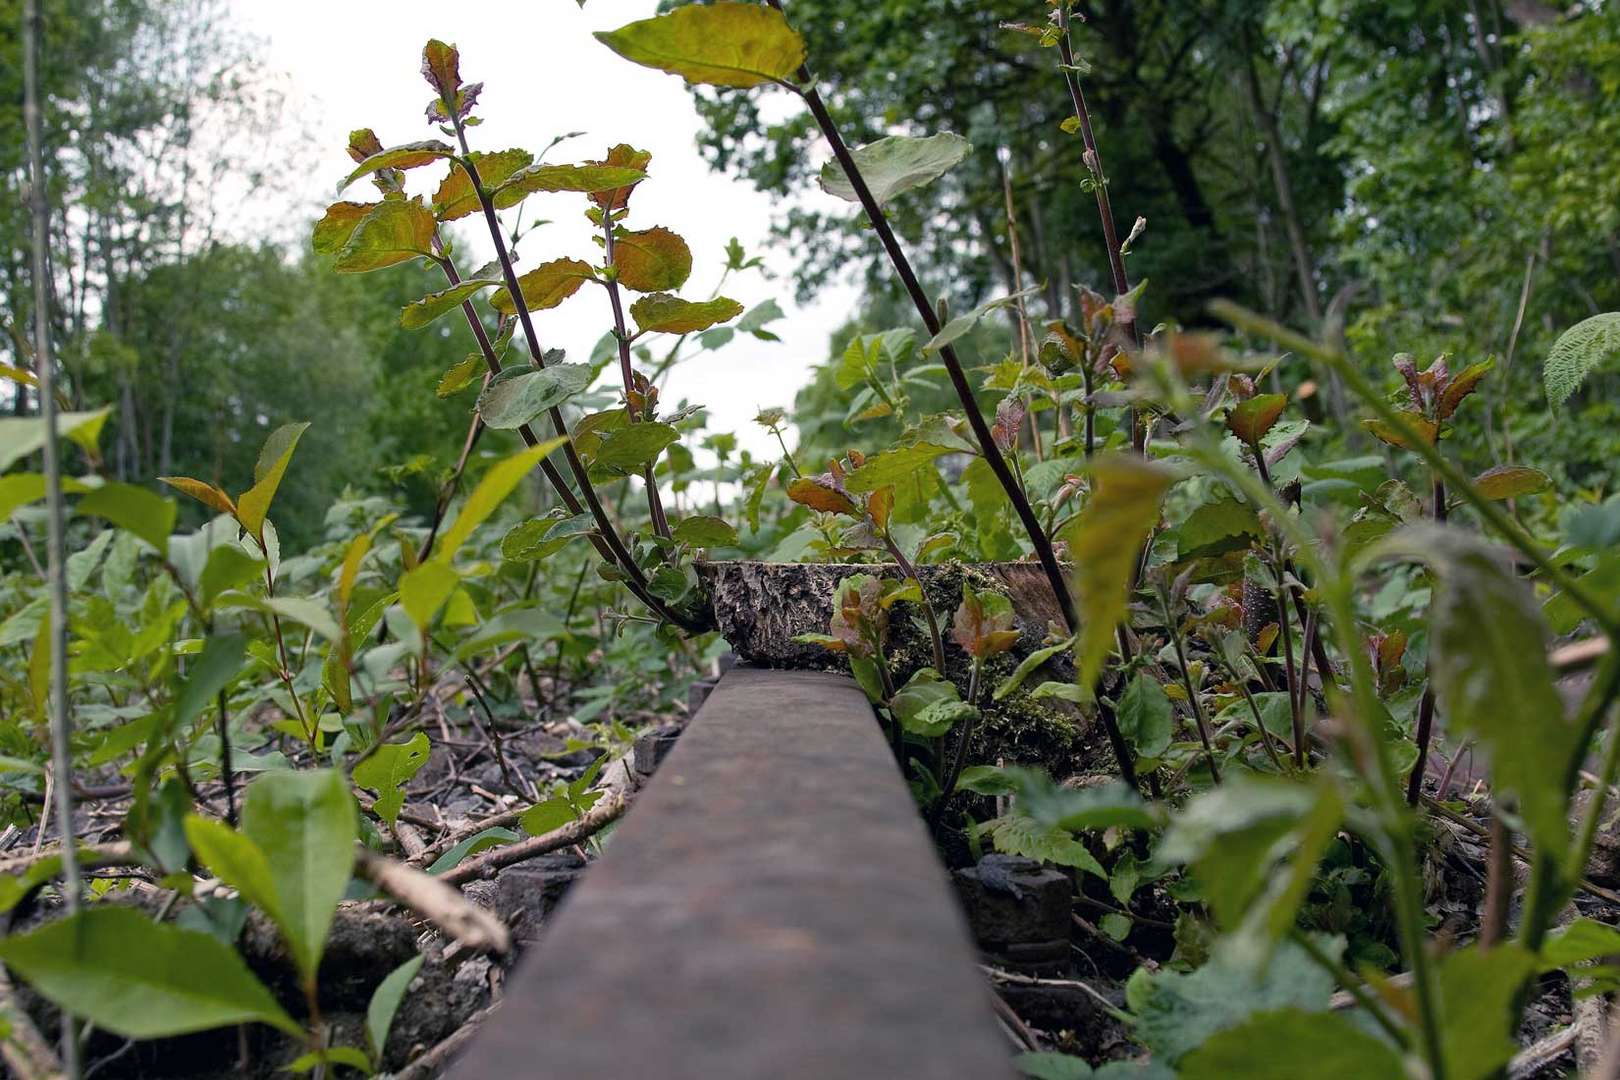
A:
[980,964,1132,1024]
[353,848,510,954]
[395,1003,500,1080]
[412,804,530,866]
[439,792,626,886]
[1507,1021,1582,1079]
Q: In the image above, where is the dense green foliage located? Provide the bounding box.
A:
[3,1,1620,1077]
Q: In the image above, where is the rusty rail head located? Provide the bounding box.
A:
[450,667,1016,1080]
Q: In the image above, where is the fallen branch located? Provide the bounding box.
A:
[412,804,528,867]
[354,848,510,955]
[1508,1021,1581,1079]
[438,792,626,886]
[1552,636,1609,675]
[0,841,137,879]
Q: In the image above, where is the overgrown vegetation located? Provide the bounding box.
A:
[4,0,1620,1077]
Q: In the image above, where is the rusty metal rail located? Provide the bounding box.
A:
[452,666,1014,1079]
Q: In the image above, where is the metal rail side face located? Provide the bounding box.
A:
[452,666,1015,1079]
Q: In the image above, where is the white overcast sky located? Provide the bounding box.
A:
[231,0,858,458]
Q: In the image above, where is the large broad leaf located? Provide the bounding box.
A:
[0,907,299,1038]
[1544,311,1620,406]
[594,422,680,471]
[1116,673,1174,758]
[311,201,375,255]
[594,2,806,88]
[818,132,971,206]
[333,199,436,273]
[614,227,692,292]
[338,140,454,193]
[1175,497,1262,561]
[494,162,648,205]
[400,560,460,631]
[629,293,743,335]
[432,148,533,221]
[671,514,738,548]
[1131,939,1336,1063]
[0,473,89,521]
[490,257,594,315]
[353,732,431,825]
[842,443,954,494]
[1178,1008,1403,1079]
[400,280,499,329]
[890,668,976,737]
[235,422,309,542]
[1472,464,1550,501]
[1057,455,1174,695]
[477,365,595,429]
[173,633,247,733]
[1437,944,1539,1080]
[238,769,357,984]
[75,481,176,555]
[435,439,569,561]
[0,408,111,472]
[1365,525,1575,858]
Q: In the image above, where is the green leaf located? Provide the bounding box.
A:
[501,511,594,562]
[594,2,806,88]
[629,293,744,335]
[0,408,111,473]
[672,514,738,547]
[184,815,283,931]
[494,162,648,204]
[437,354,486,399]
[1179,1008,1403,1078]
[818,132,971,206]
[1542,917,1620,969]
[1000,767,1157,831]
[426,827,518,875]
[520,790,603,836]
[1176,497,1262,560]
[288,1047,373,1075]
[238,769,356,983]
[338,140,454,193]
[434,439,569,560]
[236,421,309,542]
[1437,944,1539,1080]
[594,422,680,471]
[1014,1051,1094,1079]
[490,258,594,315]
[987,813,1105,878]
[333,199,437,273]
[889,668,976,737]
[400,560,461,631]
[214,593,342,642]
[993,637,1074,701]
[921,285,1041,355]
[1544,311,1620,406]
[353,732,431,825]
[1364,525,1574,858]
[1471,464,1550,501]
[956,765,1019,796]
[312,201,375,255]
[0,907,299,1038]
[614,227,692,292]
[1131,939,1335,1063]
[1116,673,1173,758]
[367,954,424,1060]
[432,148,533,221]
[400,280,499,329]
[1226,394,1286,445]
[477,365,595,429]
[174,633,247,733]
[1057,455,1174,695]
[0,473,88,521]
[75,481,176,555]
[842,443,953,494]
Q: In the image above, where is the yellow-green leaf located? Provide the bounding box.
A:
[614,227,692,293]
[490,257,594,315]
[333,199,436,273]
[1058,455,1174,695]
[400,280,499,330]
[338,140,454,194]
[494,162,648,205]
[432,149,533,221]
[236,422,309,542]
[312,201,376,255]
[594,2,806,88]
[436,354,485,399]
[434,438,569,561]
[1472,464,1550,501]
[1361,411,1437,451]
[629,293,743,335]
[159,475,235,517]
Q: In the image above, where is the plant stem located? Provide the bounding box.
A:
[1289,929,1411,1048]
[938,660,984,807]
[1407,471,1448,803]
[217,689,236,827]
[768,0,1137,787]
[882,532,946,674]
[1158,589,1220,783]
[24,4,81,1070]
[1210,300,1620,640]
[600,216,671,538]
[444,144,700,632]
